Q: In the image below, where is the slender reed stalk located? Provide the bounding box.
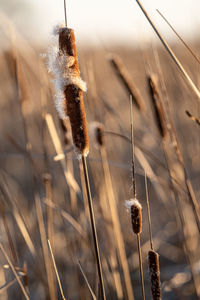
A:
[156,9,200,65]
[135,0,200,102]
[144,173,153,251]
[129,96,145,300]
[77,260,97,300]
[93,123,126,300]
[81,155,106,300]
[48,240,66,300]
[35,193,56,300]
[43,174,54,249]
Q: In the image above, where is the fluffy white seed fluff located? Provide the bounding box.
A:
[125,198,142,211]
[47,25,87,119]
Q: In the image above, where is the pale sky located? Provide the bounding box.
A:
[2,0,200,46]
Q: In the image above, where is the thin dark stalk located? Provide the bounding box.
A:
[130,95,136,198]
[135,0,200,101]
[144,173,153,251]
[81,155,106,300]
[156,9,200,65]
[137,234,145,300]
[64,0,67,27]
[130,96,145,300]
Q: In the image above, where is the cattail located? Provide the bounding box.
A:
[109,54,144,110]
[148,250,161,300]
[49,24,106,300]
[48,25,89,156]
[126,199,142,234]
[90,122,105,147]
[147,73,167,139]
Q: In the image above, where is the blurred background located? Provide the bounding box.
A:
[1,0,200,45]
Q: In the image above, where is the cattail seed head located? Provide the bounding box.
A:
[126,199,142,234]
[109,54,144,110]
[148,250,161,300]
[147,73,167,139]
[48,25,89,156]
[90,122,105,147]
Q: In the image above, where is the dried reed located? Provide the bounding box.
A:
[109,54,144,110]
[93,122,125,300]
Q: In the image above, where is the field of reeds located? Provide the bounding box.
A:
[0,3,200,300]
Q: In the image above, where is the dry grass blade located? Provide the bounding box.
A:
[0,278,17,294]
[135,0,200,102]
[77,260,97,300]
[35,193,56,300]
[100,147,134,300]
[48,240,66,300]
[0,243,30,300]
[45,113,80,194]
[44,199,85,238]
[81,155,106,300]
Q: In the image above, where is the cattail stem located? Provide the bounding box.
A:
[137,234,145,300]
[64,0,67,27]
[129,97,145,300]
[130,95,136,198]
[145,172,154,251]
[81,155,106,300]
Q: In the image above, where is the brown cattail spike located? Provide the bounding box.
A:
[148,250,161,300]
[126,199,142,234]
[109,54,144,110]
[93,122,105,147]
[64,84,89,155]
[58,27,89,156]
[96,126,104,147]
[147,73,167,139]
